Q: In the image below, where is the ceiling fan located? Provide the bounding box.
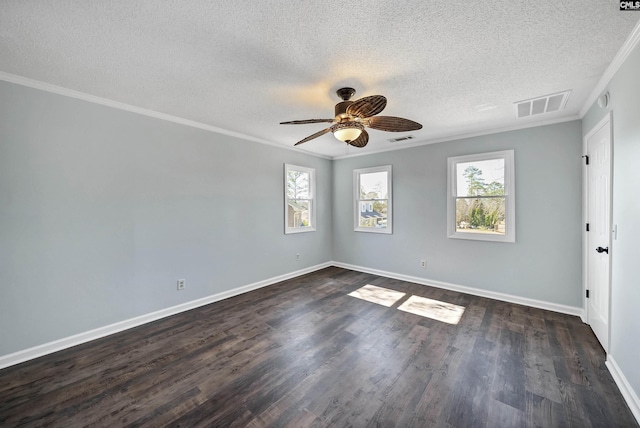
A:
[280,87,422,148]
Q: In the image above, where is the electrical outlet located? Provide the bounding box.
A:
[296,253,300,261]
[420,260,426,268]
[177,279,186,290]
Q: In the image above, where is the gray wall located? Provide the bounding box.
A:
[0,75,604,375]
[0,81,333,356]
[333,121,583,307]
[583,40,640,408]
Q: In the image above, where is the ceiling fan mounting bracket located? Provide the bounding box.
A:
[336,87,356,101]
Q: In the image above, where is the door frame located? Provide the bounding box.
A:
[582,111,613,352]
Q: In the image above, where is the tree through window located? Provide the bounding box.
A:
[448,151,515,242]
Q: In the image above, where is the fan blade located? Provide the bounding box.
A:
[293,128,331,146]
[280,119,335,125]
[367,116,422,132]
[347,130,369,148]
[346,95,387,118]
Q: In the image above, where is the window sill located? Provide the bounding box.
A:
[355,227,392,234]
[285,227,316,235]
[448,231,514,243]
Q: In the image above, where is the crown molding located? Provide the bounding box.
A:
[579,19,640,117]
[4,14,637,167]
[0,72,332,160]
[332,115,581,160]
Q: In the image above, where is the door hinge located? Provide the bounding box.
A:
[582,155,589,165]
[586,223,590,232]
[586,290,590,298]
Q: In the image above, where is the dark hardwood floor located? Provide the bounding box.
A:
[0,267,637,427]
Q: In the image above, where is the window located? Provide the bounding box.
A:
[354,165,392,234]
[447,150,515,242]
[284,164,316,234]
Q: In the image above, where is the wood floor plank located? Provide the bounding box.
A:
[443,336,498,426]
[548,321,591,386]
[523,325,562,403]
[493,328,527,411]
[0,267,637,427]
[525,390,566,427]
[486,398,525,427]
[410,345,465,427]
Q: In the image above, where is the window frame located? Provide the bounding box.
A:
[447,150,515,243]
[353,165,393,234]
[284,164,316,234]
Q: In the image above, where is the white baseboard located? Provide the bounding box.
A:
[606,356,640,424]
[3,261,635,423]
[0,262,332,370]
[331,261,584,318]
[0,261,586,370]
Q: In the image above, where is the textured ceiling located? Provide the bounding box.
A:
[1,1,638,158]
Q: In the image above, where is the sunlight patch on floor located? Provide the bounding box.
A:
[348,284,406,307]
[397,295,465,325]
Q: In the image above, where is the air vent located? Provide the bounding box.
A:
[514,90,571,118]
[388,135,415,142]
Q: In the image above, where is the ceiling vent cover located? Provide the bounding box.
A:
[514,90,571,118]
[388,135,415,142]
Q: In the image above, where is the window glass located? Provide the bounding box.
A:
[354,166,392,234]
[447,151,514,242]
[285,164,316,234]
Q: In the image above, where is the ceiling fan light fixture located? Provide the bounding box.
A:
[332,122,364,143]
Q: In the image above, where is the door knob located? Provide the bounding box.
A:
[596,246,609,254]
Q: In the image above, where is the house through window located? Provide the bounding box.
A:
[284,164,316,234]
[354,165,392,234]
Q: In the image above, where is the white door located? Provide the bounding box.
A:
[586,115,612,352]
